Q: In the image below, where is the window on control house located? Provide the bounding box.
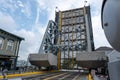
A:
[0,37,4,49]
[6,39,14,51]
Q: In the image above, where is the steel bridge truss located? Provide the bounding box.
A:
[38,6,94,69]
[39,20,59,55]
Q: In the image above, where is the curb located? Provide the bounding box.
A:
[0,70,58,79]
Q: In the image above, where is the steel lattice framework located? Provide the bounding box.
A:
[39,20,59,55]
[56,6,94,69]
[38,6,94,69]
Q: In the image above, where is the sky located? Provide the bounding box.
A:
[0,0,111,60]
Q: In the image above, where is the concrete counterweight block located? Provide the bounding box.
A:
[76,51,107,68]
[29,53,57,67]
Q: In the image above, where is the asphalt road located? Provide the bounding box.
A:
[21,71,87,80]
[7,71,107,80]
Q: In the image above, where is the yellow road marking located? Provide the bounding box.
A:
[43,72,68,80]
[88,74,93,80]
[0,70,59,79]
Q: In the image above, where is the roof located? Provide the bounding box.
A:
[95,46,113,51]
[0,28,24,40]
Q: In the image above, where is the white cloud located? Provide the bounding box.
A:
[0,0,17,13]
[37,0,102,20]
[21,1,31,18]
[17,1,24,7]
[0,12,17,31]
[35,7,40,24]
[37,0,84,20]
[14,23,46,60]
[92,15,111,49]
[0,0,32,18]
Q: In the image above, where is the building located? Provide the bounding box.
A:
[55,6,94,69]
[0,28,24,70]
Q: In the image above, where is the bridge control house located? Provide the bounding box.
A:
[0,29,24,70]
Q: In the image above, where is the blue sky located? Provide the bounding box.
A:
[0,0,38,30]
[0,0,111,60]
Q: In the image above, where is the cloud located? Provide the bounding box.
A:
[0,0,32,18]
[0,12,17,31]
[20,1,31,18]
[35,7,40,24]
[17,1,24,7]
[92,15,111,49]
[0,0,18,13]
[36,0,102,20]
[14,23,46,60]
[37,0,84,20]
